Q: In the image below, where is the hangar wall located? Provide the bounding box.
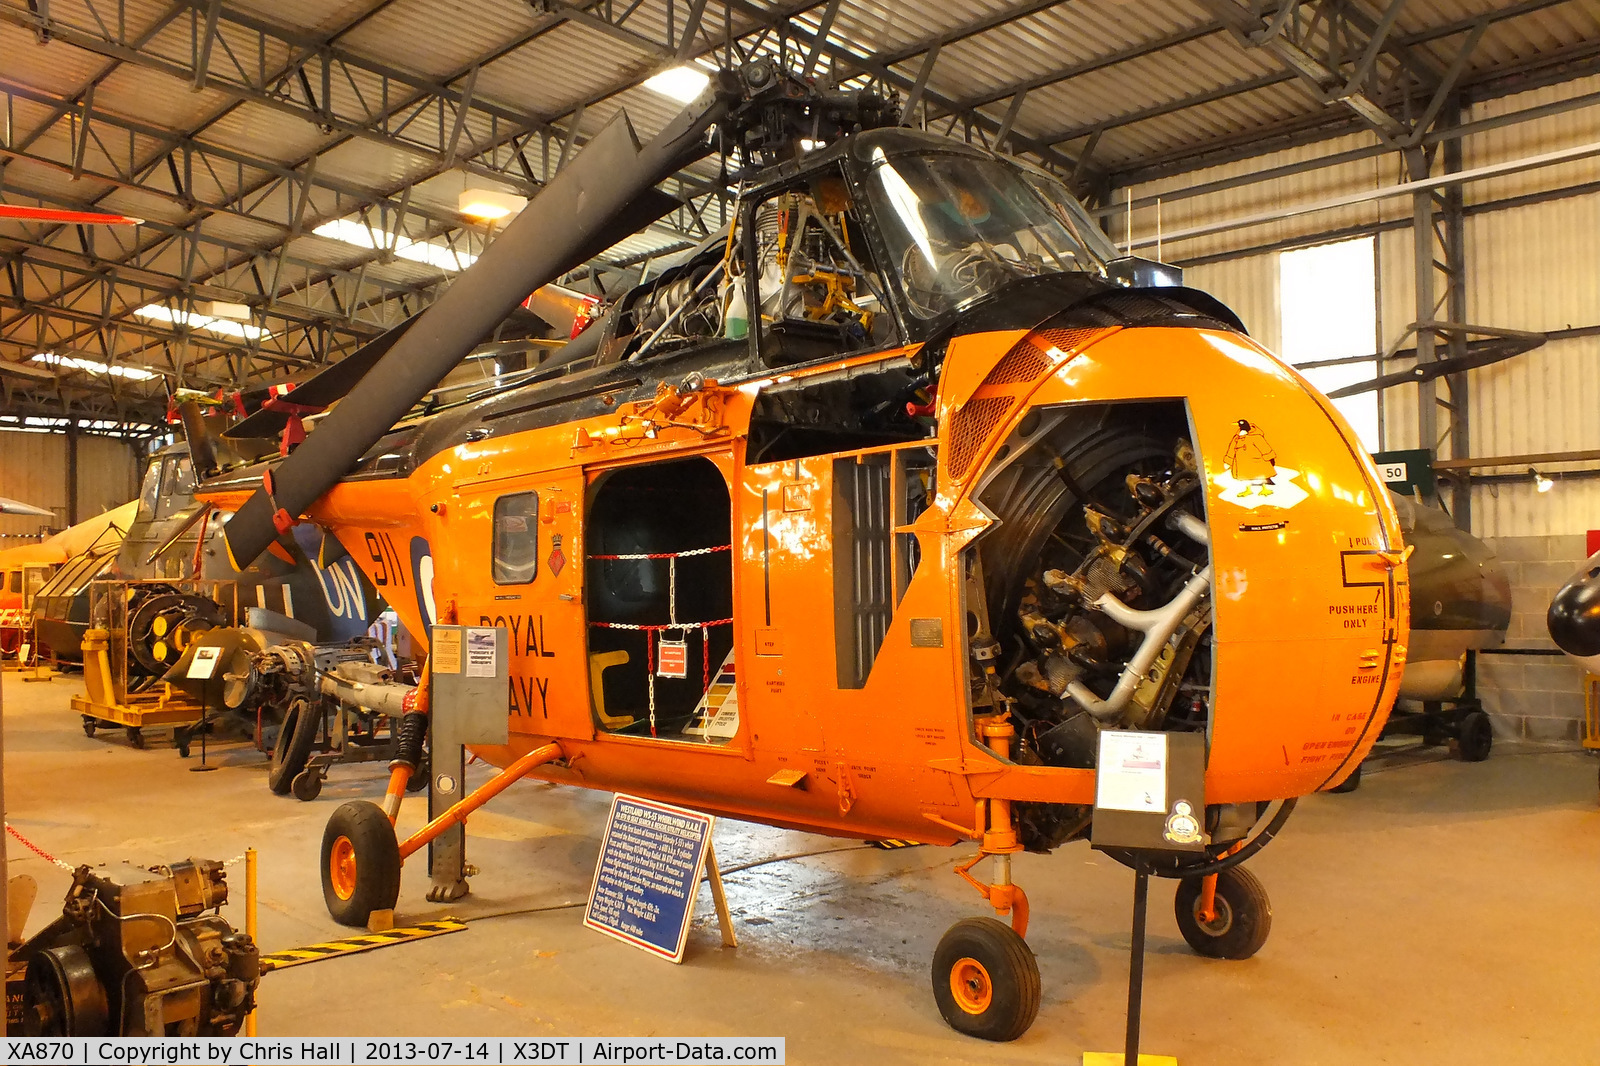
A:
[1116,76,1600,741]
[0,429,142,540]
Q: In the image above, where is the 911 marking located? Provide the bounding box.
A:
[365,531,406,587]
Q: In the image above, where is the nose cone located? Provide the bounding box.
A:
[1548,551,1600,665]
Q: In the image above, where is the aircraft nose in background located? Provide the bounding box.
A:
[1547,553,1600,657]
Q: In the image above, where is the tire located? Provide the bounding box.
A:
[321,800,401,927]
[930,917,1041,1042]
[125,727,144,749]
[1458,709,1493,763]
[292,770,324,802]
[80,717,96,737]
[1327,762,1362,793]
[1174,866,1272,960]
[268,699,320,795]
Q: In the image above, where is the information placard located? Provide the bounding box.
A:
[584,794,713,963]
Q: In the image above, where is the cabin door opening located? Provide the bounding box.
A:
[585,456,736,743]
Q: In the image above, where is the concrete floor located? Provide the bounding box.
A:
[4,673,1597,1064]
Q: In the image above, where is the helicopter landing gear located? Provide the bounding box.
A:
[320,742,565,927]
[932,917,1041,1042]
[321,801,401,927]
[1173,866,1272,959]
[934,715,1041,1041]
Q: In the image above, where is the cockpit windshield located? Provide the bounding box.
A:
[864,148,1110,318]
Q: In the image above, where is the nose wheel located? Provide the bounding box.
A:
[931,917,1040,1042]
[321,800,402,926]
[1173,865,1271,959]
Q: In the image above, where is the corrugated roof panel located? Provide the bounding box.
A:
[474,20,652,118]
[87,64,235,133]
[0,23,110,99]
[338,0,546,79]
[198,100,333,166]
[136,15,296,90]
[1009,34,1294,156]
[219,0,379,36]
[917,1,1225,114]
[828,0,1024,59]
[40,0,183,44]
[309,137,435,192]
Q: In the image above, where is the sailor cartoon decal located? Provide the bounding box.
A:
[1214,419,1308,510]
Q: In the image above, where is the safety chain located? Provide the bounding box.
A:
[587,544,732,560]
[6,822,245,871]
[5,822,73,871]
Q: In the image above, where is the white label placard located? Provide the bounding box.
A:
[1379,462,1408,483]
[465,627,497,678]
[186,645,221,679]
[1095,730,1168,814]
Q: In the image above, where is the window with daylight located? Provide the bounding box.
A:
[1279,236,1380,451]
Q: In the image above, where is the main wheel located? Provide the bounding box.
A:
[321,800,401,927]
[930,917,1040,1042]
[1174,866,1272,960]
[1457,709,1493,762]
[268,698,321,795]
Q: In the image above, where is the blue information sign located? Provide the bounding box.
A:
[583,794,714,963]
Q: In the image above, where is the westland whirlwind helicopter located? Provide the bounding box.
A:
[188,63,1408,1041]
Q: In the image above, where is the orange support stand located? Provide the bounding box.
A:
[396,742,563,861]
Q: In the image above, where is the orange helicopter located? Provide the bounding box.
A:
[190,63,1409,1041]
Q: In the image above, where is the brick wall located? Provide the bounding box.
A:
[1474,534,1589,744]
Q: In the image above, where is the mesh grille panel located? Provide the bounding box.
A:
[981,327,1105,387]
[948,397,1014,480]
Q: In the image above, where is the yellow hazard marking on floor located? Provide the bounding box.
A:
[259,918,467,972]
[1083,1053,1179,1065]
[869,839,924,849]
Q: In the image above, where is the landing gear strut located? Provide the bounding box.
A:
[933,715,1042,1041]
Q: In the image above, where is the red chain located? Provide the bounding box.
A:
[6,822,70,869]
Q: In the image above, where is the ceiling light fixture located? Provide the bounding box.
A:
[1531,467,1554,493]
[31,351,160,381]
[134,305,269,340]
[643,64,711,103]
[459,188,527,222]
[314,218,477,273]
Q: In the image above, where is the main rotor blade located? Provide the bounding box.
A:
[1325,336,1546,398]
[221,90,728,571]
[0,205,143,224]
[222,313,423,440]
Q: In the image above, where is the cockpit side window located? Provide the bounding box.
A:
[138,458,162,513]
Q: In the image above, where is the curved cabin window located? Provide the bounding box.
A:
[585,457,735,744]
[492,492,540,584]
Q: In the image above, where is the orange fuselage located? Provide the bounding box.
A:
[200,324,1408,845]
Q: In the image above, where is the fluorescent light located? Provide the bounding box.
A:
[135,304,269,340]
[800,139,824,152]
[459,188,526,221]
[31,351,159,381]
[314,218,477,273]
[644,65,711,103]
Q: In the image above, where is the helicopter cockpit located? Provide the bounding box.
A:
[860,140,1116,319]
